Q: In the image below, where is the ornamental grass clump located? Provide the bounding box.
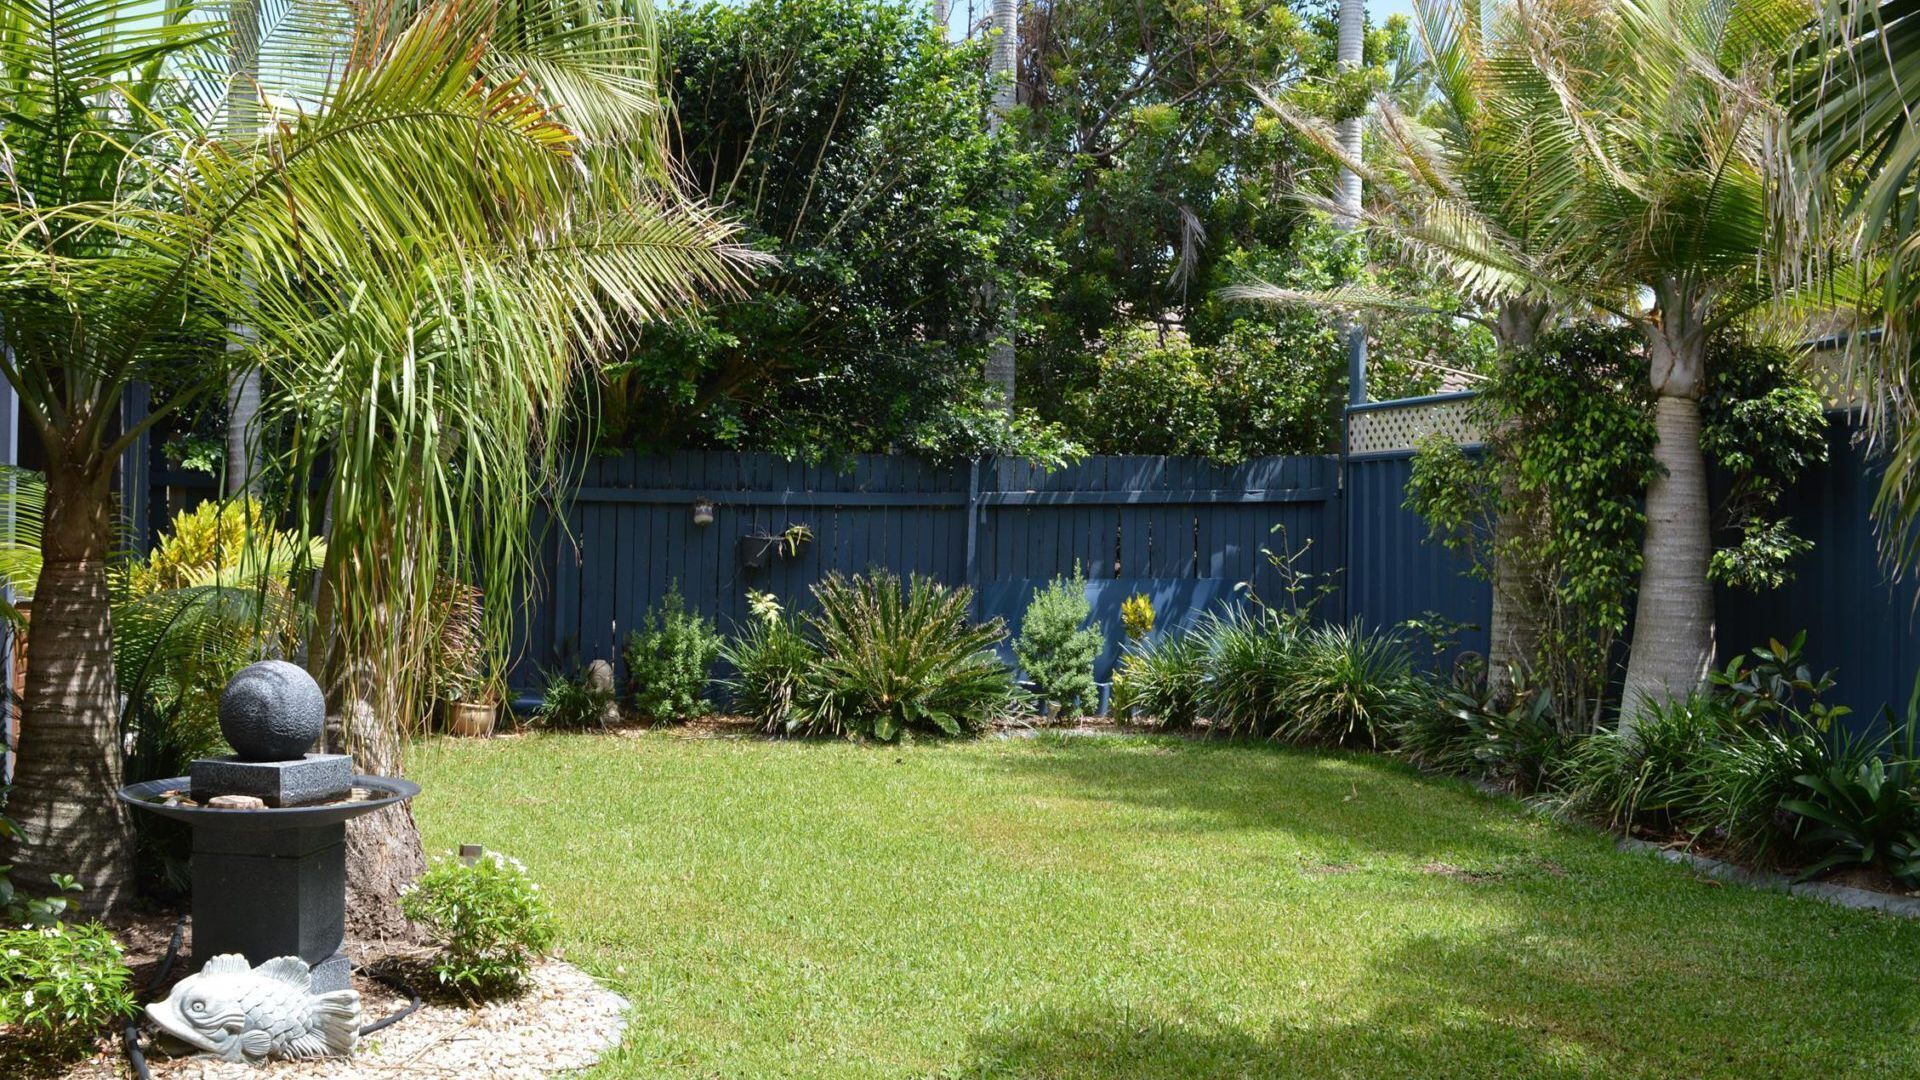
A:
[1111,632,1207,730]
[1268,622,1427,749]
[794,571,1017,741]
[1195,608,1298,737]
[400,850,557,998]
[0,921,135,1056]
[1013,568,1105,720]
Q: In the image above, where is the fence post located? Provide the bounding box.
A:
[965,457,982,621]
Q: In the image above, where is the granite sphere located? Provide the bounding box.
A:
[219,661,327,762]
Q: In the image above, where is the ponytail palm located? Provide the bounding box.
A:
[1788,0,1920,559]
[1259,0,1804,725]
[1228,0,1597,698]
[1499,0,1807,724]
[0,0,752,913]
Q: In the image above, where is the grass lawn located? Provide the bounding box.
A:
[409,731,1920,1078]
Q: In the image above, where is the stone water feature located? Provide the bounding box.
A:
[117,661,419,1059]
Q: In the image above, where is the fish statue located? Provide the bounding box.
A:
[146,953,361,1063]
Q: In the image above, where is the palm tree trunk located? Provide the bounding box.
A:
[1621,287,1714,728]
[312,526,425,944]
[4,457,133,916]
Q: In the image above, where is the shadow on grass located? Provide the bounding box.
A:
[990,735,1542,865]
[948,913,1920,1079]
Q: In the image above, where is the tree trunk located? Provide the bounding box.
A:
[312,538,426,945]
[1335,0,1368,405]
[328,696,425,946]
[4,459,133,916]
[225,367,262,496]
[982,0,1019,409]
[1486,300,1550,700]
[1621,284,1714,729]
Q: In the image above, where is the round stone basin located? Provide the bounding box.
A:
[117,775,420,830]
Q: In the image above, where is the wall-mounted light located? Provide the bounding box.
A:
[691,499,716,527]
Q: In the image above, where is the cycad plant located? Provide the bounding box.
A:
[795,571,1017,741]
[0,0,753,912]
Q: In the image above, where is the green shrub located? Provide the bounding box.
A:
[1196,607,1298,737]
[1395,663,1560,790]
[1554,696,1729,834]
[400,850,557,997]
[623,585,723,723]
[794,571,1017,741]
[1696,712,1842,861]
[532,667,614,730]
[0,921,136,1053]
[724,614,816,734]
[1781,750,1920,883]
[1013,569,1104,719]
[1111,633,1206,730]
[1269,622,1426,748]
[1120,593,1155,641]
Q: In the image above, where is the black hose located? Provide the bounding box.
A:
[119,916,424,1077]
[356,966,423,1036]
[122,915,185,1080]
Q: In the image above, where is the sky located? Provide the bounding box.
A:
[942,0,1420,40]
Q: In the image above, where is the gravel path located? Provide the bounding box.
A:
[59,955,627,1079]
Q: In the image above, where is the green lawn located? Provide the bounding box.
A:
[409,731,1920,1079]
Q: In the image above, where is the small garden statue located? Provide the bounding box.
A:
[146,954,360,1063]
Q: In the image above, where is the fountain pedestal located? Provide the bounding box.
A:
[117,660,419,998]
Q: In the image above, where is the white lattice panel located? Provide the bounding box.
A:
[1347,397,1484,455]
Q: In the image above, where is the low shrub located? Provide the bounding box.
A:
[1013,568,1104,719]
[724,613,815,734]
[1270,622,1426,749]
[532,667,615,730]
[1553,696,1729,834]
[0,921,136,1053]
[1121,593,1155,641]
[1195,608,1297,737]
[400,850,557,997]
[1111,633,1206,730]
[623,585,723,723]
[1396,662,1560,791]
[794,571,1017,741]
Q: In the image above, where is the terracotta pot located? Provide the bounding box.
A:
[446,700,498,738]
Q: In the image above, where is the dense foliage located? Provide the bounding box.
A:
[400,851,558,997]
[623,587,724,723]
[1013,569,1104,718]
[0,921,136,1053]
[603,0,1064,461]
[1405,325,1826,721]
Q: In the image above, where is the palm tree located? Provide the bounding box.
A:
[1228,0,1594,699]
[1498,0,1805,724]
[0,0,752,914]
[1788,0,1919,554]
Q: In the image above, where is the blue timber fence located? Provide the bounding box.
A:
[1337,389,1920,729]
[511,452,1343,692]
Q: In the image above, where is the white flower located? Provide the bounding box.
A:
[21,989,33,1007]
